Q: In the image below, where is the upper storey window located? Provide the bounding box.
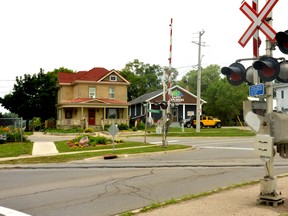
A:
[89,87,96,98]
[110,75,117,81]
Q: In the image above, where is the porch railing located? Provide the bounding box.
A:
[57,119,129,127]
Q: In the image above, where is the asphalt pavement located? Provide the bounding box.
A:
[1,132,288,216]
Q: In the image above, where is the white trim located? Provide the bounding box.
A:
[98,69,130,84]
[149,85,207,104]
[109,75,117,81]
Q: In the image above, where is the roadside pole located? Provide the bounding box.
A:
[192,30,205,133]
[258,7,283,204]
[144,102,148,144]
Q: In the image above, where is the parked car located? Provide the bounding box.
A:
[179,118,192,127]
[181,115,222,128]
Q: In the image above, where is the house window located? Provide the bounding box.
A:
[109,87,115,99]
[281,90,284,99]
[89,87,96,98]
[106,108,119,119]
[110,75,117,81]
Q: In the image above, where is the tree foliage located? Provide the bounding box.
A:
[120,59,178,101]
[203,79,249,125]
[178,64,249,125]
[178,64,221,97]
[0,67,74,130]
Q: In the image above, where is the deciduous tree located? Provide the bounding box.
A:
[120,59,179,101]
[0,67,74,130]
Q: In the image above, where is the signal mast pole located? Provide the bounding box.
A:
[162,18,173,147]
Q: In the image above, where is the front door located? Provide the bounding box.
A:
[88,109,95,125]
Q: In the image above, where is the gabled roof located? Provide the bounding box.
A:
[57,67,130,84]
[129,85,207,105]
[129,89,163,105]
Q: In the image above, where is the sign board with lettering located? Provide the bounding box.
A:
[254,134,274,158]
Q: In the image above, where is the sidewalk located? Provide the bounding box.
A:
[136,176,288,216]
[32,142,59,156]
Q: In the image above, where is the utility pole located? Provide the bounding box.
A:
[192,30,205,133]
[161,18,173,147]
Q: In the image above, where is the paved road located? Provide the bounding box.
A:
[1,134,287,216]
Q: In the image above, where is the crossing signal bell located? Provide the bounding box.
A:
[253,56,280,82]
[221,63,254,86]
[276,30,288,54]
[153,101,168,110]
[221,30,288,85]
[221,63,246,86]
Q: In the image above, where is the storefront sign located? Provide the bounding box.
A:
[171,89,184,102]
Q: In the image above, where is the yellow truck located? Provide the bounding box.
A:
[184,115,222,128]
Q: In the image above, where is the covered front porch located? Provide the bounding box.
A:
[56,105,129,130]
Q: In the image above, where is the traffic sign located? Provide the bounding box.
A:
[108,123,119,137]
[239,0,278,47]
[148,109,161,113]
[108,123,119,151]
[249,83,264,96]
[156,126,162,134]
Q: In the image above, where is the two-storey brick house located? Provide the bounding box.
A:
[56,67,130,130]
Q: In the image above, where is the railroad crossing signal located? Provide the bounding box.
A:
[221,57,288,85]
[276,30,288,54]
[239,0,278,47]
[253,56,280,82]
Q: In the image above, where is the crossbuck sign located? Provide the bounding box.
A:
[239,0,278,47]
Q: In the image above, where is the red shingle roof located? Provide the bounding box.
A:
[58,67,111,84]
[62,98,129,105]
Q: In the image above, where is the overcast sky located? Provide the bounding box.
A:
[0,0,287,113]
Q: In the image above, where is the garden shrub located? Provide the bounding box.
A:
[90,136,109,145]
[104,124,111,131]
[84,128,94,133]
[0,126,28,143]
[118,123,129,130]
[137,122,145,130]
[30,117,42,131]
[67,134,112,148]
[132,127,137,131]
[115,139,124,143]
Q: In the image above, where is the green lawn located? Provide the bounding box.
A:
[0,127,255,164]
[0,143,189,164]
[147,127,255,137]
[0,142,33,158]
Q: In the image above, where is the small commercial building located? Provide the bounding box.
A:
[129,85,206,124]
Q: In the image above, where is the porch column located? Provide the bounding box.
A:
[126,107,129,125]
[182,104,185,119]
[148,102,152,119]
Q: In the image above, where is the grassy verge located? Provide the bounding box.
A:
[45,127,255,137]
[0,142,33,158]
[0,144,189,164]
[146,127,255,137]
